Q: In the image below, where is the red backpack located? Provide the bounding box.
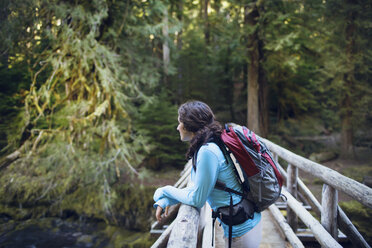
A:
[210,124,284,248]
[215,123,284,212]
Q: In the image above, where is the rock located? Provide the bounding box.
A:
[77,235,93,246]
[72,232,82,237]
[309,151,338,163]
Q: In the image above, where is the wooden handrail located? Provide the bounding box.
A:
[167,204,200,247]
[272,141,371,248]
[166,172,200,247]
[263,138,372,209]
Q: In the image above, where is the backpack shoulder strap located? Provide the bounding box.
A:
[215,180,244,197]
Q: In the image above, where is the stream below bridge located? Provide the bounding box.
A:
[0,215,154,248]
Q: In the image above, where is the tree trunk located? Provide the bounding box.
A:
[203,0,210,45]
[245,3,261,134]
[341,3,356,158]
[224,47,235,121]
[340,100,353,157]
[162,7,170,86]
[258,39,268,137]
[176,0,183,104]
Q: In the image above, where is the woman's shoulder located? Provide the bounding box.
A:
[199,142,224,159]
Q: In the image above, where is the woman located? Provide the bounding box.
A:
[153,100,262,248]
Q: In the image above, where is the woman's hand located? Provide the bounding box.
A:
[155,205,169,222]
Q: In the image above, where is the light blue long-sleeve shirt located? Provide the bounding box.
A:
[153,142,261,238]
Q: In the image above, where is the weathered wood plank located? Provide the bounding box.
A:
[263,138,372,209]
[166,174,200,248]
[321,184,338,239]
[167,204,200,248]
[282,188,342,248]
[268,204,305,248]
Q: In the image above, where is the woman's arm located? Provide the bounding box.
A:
[153,147,219,209]
[154,196,179,209]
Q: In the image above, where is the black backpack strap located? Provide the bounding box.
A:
[211,211,216,247]
[228,193,233,248]
[212,136,245,187]
[215,180,245,197]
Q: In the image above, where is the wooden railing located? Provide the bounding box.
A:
[263,138,371,248]
[151,139,372,248]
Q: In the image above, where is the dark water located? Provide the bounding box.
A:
[0,216,152,248]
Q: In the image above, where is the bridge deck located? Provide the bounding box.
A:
[260,209,290,248]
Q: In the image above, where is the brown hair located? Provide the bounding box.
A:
[178,101,222,169]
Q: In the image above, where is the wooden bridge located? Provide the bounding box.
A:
[150,138,372,248]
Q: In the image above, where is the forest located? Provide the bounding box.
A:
[0,0,371,247]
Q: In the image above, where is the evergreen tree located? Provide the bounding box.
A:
[136,96,187,170]
[0,0,166,221]
[320,0,372,157]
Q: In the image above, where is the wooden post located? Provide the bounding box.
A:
[321,184,338,239]
[287,164,298,232]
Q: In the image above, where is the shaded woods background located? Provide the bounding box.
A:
[0,0,371,246]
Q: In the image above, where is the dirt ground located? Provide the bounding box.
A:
[143,166,184,188]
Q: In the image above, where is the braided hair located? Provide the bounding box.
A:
[178,101,222,170]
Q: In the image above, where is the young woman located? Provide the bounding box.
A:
[153,100,262,248]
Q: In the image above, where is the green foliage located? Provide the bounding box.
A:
[318,0,372,134]
[0,62,31,152]
[0,0,166,224]
[262,0,325,120]
[342,165,372,183]
[109,184,156,231]
[136,96,187,170]
[170,1,248,122]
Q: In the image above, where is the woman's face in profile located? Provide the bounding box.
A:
[177,116,194,142]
